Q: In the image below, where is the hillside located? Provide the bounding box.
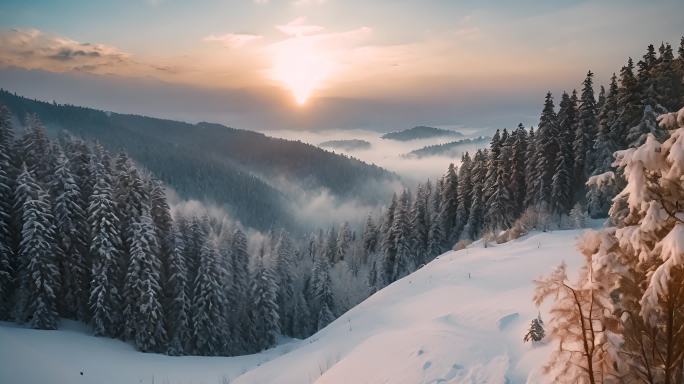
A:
[381,126,463,141]
[0,229,586,384]
[0,90,396,230]
[319,139,372,151]
[405,136,491,158]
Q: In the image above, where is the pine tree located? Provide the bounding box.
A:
[230,228,256,352]
[463,149,486,239]
[166,224,189,355]
[485,131,514,231]
[523,314,545,343]
[250,246,280,349]
[51,152,89,320]
[14,167,60,329]
[575,71,596,195]
[123,205,167,352]
[190,238,227,355]
[614,58,642,148]
[592,74,619,176]
[533,92,559,209]
[439,164,459,242]
[312,250,335,331]
[454,153,473,234]
[524,127,537,209]
[88,166,123,337]
[0,106,15,320]
[274,231,295,335]
[361,215,378,261]
[551,92,576,215]
[410,184,429,265]
[392,190,413,280]
[381,193,398,283]
[510,125,528,216]
[335,222,352,262]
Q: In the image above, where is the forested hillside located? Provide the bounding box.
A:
[0,90,396,231]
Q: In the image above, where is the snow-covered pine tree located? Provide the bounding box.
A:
[485,130,514,231]
[88,164,123,338]
[523,314,545,343]
[381,193,398,284]
[463,149,486,239]
[165,224,189,356]
[312,249,335,331]
[575,71,597,197]
[124,204,167,352]
[14,167,60,329]
[250,245,280,350]
[454,152,472,235]
[482,130,501,209]
[439,163,459,242]
[51,152,89,320]
[361,215,378,262]
[523,127,537,209]
[393,189,414,280]
[533,92,559,209]
[653,43,682,112]
[19,114,53,183]
[592,74,619,176]
[410,184,429,265]
[551,92,576,215]
[626,104,667,148]
[190,236,227,355]
[230,228,256,352]
[274,230,295,335]
[335,222,352,262]
[510,125,528,216]
[614,58,642,148]
[0,106,14,320]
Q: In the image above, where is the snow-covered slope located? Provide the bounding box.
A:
[0,229,585,384]
[233,230,584,384]
[0,319,300,384]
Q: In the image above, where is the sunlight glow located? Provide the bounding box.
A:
[270,37,333,105]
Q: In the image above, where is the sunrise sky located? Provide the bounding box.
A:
[0,0,682,131]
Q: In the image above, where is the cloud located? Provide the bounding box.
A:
[203,33,262,48]
[0,28,138,75]
[276,17,325,37]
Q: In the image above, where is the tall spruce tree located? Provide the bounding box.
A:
[0,106,14,319]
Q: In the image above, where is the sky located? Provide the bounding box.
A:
[0,0,682,132]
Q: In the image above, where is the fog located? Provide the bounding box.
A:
[264,127,491,184]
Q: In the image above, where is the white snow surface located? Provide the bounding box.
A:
[0,229,586,384]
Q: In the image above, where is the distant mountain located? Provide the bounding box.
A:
[0,90,397,231]
[404,136,490,158]
[381,126,463,141]
[319,139,371,151]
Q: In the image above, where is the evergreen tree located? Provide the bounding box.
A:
[250,246,280,349]
[51,152,89,320]
[166,225,189,355]
[230,228,256,352]
[0,106,14,320]
[410,184,429,264]
[88,165,123,338]
[524,127,537,209]
[485,131,514,231]
[392,190,413,280]
[575,71,596,195]
[274,231,295,335]
[439,164,459,242]
[124,205,167,352]
[533,92,559,209]
[509,125,528,216]
[551,92,576,215]
[614,58,642,148]
[14,167,60,329]
[463,150,486,239]
[312,250,335,331]
[454,153,472,234]
[523,314,545,343]
[190,238,227,355]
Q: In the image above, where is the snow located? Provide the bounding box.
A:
[0,229,587,384]
[234,229,585,384]
[0,320,301,384]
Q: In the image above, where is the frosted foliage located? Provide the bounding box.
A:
[585,171,615,188]
[642,224,684,323]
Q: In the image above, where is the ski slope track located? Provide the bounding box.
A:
[0,229,586,384]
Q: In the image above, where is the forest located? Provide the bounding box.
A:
[0,37,682,366]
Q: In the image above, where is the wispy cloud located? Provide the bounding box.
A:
[203,33,262,48]
[275,17,325,37]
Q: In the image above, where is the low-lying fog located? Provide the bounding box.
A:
[264,127,491,184]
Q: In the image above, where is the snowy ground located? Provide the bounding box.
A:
[0,229,586,384]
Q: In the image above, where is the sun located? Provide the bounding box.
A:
[270,37,333,105]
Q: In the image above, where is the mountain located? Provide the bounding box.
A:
[381,126,464,141]
[404,136,490,158]
[0,89,397,231]
[0,229,585,384]
[319,139,371,151]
